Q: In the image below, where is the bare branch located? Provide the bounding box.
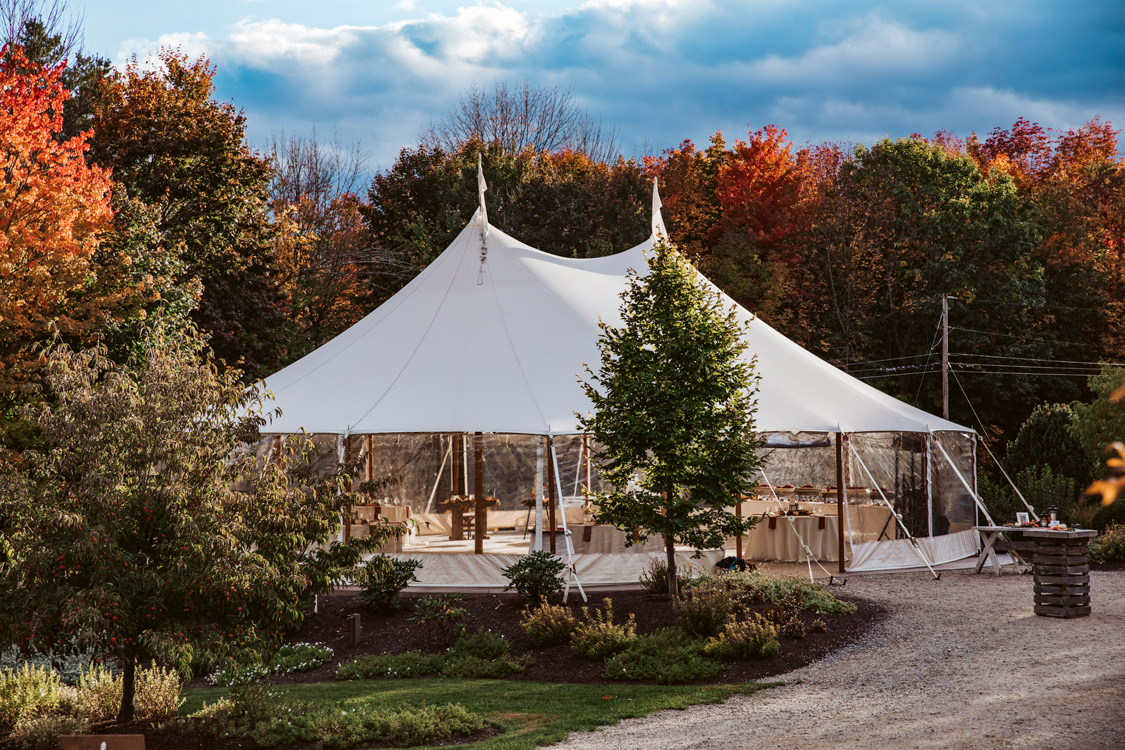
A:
[425,79,620,162]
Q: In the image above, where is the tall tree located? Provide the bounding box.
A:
[0,323,392,722]
[579,239,762,596]
[89,49,287,378]
[798,137,1045,436]
[269,129,372,358]
[0,45,113,394]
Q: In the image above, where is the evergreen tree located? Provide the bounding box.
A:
[579,239,762,596]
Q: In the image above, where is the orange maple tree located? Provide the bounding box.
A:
[0,45,113,388]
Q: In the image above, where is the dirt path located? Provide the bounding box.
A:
[551,569,1125,750]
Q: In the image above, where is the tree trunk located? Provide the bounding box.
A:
[665,532,678,598]
[665,478,678,597]
[117,656,136,723]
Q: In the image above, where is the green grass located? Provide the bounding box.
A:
[182,678,777,749]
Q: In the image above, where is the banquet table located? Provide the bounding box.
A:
[735,500,896,544]
[735,515,844,562]
[569,524,655,554]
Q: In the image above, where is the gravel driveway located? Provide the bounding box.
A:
[551,569,1125,750]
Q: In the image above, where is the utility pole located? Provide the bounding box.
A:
[942,295,955,420]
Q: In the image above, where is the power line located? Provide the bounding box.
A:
[951,352,1124,367]
[952,326,1103,348]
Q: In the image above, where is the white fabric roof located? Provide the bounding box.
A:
[260,202,970,436]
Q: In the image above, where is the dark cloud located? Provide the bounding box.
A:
[120,0,1123,169]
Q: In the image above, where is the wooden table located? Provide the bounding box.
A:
[973,526,1098,617]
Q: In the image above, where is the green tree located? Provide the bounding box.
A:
[0,323,391,722]
[798,137,1046,436]
[579,239,762,596]
[1003,402,1098,486]
[1071,365,1125,460]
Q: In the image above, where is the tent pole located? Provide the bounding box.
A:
[735,500,743,560]
[584,435,592,507]
[365,435,374,485]
[474,432,485,555]
[451,434,459,497]
[547,436,557,554]
[535,438,544,552]
[836,433,846,574]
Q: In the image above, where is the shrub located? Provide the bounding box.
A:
[1092,498,1125,533]
[502,551,566,606]
[1090,523,1125,563]
[694,571,856,615]
[674,587,735,637]
[809,619,828,634]
[268,643,333,676]
[9,714,90,750]
[639,558,694,595]
[439,631,531,679]
[762,590,803,628]
[0,642,94,687]
[208,661,272,687]
[335,652,443,680]
[603,628,722,684]
[570,600,637,660]
[177,688,487,749]
[410,595,477,647]
[779,617,806,640]
[0,664,70,732]
[357,555,423,612]
[135,663,185,719]
[520,603,579,647]
[703,616,780,661]
[76,662,183,721]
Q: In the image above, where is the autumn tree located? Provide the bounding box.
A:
[365,139,649,303]
[0,323,394,722]
[0,45,113,393]
[269,129,373,358]
[579,239,761,596]
[643,134,727,261]
[89,49,288,378]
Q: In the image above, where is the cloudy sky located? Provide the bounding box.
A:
[78,0,1124,171]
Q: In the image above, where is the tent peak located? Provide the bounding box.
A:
[651,177,667,239]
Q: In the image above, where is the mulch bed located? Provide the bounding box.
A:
[261,585,882,686]
[8,587,881,750]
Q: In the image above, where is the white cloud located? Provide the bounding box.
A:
[747,16,960,84]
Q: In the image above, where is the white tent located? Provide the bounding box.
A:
[261,211,969,438]
[260,182,980,575]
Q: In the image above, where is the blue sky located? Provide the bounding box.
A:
[77,0,1125,172]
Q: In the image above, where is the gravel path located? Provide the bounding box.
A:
[551,569,1125,750]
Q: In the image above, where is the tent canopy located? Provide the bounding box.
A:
[260,197,970,437]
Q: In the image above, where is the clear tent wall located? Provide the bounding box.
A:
[759,431,978,571]
[291,430,977,571]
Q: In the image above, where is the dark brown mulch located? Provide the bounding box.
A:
[244,585,882,687]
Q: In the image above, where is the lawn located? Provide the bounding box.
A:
[181,678,777,749]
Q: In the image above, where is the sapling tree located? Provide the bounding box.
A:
[0,322,394,722]
[579,239,762,596]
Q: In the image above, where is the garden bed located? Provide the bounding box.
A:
[252,584,881,687]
